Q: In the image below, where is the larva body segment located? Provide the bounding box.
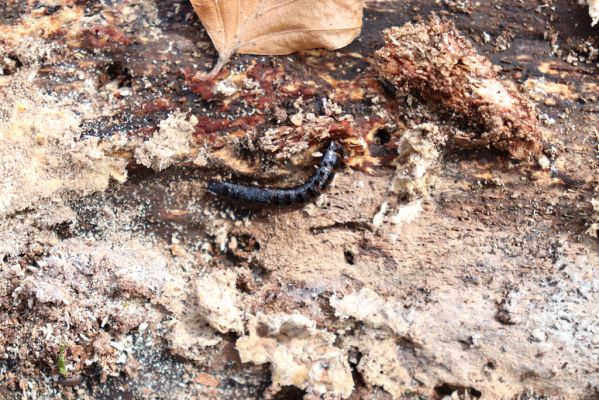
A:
[207,141,342,206]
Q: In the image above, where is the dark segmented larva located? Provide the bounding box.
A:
[207,142,342,206]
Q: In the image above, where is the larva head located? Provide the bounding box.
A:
[320,141,342,169]
[328,141,342,154]
[207,180,230,196]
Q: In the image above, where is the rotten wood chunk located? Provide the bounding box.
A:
[375,16,542,160]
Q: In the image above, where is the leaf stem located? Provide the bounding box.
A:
[194,54,230,80]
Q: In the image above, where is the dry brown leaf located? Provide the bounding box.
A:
[190,0,365,77]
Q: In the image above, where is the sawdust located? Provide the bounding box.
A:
[352,334,414,399]
[371,201,389,228]
[0,9,210,391]
[328,249,599,399]
[0,7,79,47]
[257,116,336,162]
[164,318,221,362]
[160,266,249,361]
[233,166,599,399]
[330,288,415,398]
[390,199,423,226]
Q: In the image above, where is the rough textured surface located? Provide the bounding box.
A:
[237,313,354,399]
[1,0,598,399]
[195,269,245,334]
[134,111,198,171]
[390,123,441,199]
[375,16,543,160]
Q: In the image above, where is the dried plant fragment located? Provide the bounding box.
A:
[375,17,542,160]
[190,0,365,77]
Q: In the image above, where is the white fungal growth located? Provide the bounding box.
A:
[579,0,599,26]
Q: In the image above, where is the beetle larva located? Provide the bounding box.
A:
[207,141,342,206]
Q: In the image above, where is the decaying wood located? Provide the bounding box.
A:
[0,0,598,399]
[190,0,365,76]
[375,16,543,160]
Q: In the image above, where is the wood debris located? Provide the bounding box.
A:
[375,16,543,160]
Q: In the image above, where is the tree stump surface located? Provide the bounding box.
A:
[0,1,598,399]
